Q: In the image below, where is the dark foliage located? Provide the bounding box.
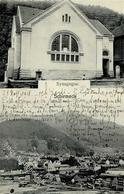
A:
[0,119,87,155]
[61,156,80,166]
[76,4,124,32]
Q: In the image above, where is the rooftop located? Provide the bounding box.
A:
[19,6,44,24]
[112,24,124,37]
[15,4,113,37]
[90,19,113,36]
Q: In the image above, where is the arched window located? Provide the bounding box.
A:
[51,33,79,63]
[62,14,71,23]
[103,50,109,56]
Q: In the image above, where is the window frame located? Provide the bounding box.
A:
[49,32,81,63]
[103,49,109,59]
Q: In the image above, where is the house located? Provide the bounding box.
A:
[113,24,124,78]
[7,0,114,80]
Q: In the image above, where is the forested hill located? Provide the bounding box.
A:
[0,0,124,81]
[76,4,124,32]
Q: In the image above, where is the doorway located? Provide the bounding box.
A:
[103,59,109,78]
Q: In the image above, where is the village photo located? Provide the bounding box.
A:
[0,0,124,87]
[0,84,123,194]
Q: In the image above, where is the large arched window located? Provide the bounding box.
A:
[50,33,80,63]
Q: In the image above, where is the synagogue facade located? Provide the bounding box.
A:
[7,0,114,80]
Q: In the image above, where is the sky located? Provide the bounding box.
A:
[2,0,124,14]
[73,0,124,14]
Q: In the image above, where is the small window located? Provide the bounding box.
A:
[76,55,79,62]
[51,54,55,61]
[62,54,65,61]
[62,14,71,23]
[62,15,64,22]
[56,54,60,61]
[103,50,109,56]
[71,55,74,62]
[66,55,70,62]
[65,14,68,22]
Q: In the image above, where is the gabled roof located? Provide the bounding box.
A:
[16,1,113,37]
[89,19,112,36]
[15,15,20,33]
[19,6,43,24]
[112,24,124,37]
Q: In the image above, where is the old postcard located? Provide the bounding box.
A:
[0,0,124,193]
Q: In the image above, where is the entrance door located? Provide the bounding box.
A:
[103,59,109,77]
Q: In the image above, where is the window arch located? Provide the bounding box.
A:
[62,14,71,23]
[50,33,80,63]
[103,50,109,56]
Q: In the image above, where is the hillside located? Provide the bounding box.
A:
[0,119,86,157]
[76,4,124,32]
[41,111,124,152]
[0,114,124,157]
[0,0,124,80]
